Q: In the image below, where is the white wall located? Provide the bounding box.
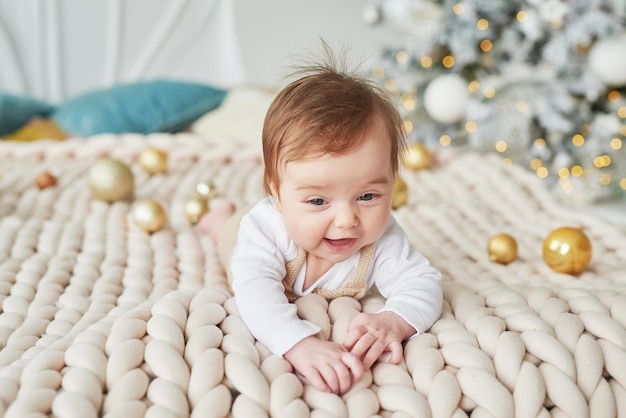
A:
[232,0,400,88]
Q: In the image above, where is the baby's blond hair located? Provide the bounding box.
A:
[262,43,406,195]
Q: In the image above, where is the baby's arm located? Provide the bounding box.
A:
[235,272,365,394]
[284,336,364,394]
[230,202,365,393]
[343,217,443,369]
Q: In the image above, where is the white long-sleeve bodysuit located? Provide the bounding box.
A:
[230,197,443,356]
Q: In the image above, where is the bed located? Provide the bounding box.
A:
[1,2,626,417]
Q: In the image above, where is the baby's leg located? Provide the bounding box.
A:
[195,201,237,292]
[196,200,236,243]
[198,201,252,288]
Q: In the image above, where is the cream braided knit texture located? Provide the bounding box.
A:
[0,134,625,418]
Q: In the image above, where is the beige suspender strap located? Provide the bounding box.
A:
[283,247,306,302]
[283,243,375,302]
[314,243,374,300]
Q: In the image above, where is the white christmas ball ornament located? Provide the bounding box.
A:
[362,1,381,25]
[588,32,626,87]
[381,0,444,38]
[423,74,469,124]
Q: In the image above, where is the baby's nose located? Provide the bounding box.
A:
[334,205,357,228]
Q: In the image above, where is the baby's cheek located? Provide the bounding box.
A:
[284,218,316,245]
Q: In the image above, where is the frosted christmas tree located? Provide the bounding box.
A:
[363,0,626,204]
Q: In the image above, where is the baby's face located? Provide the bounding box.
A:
[272,119,394,265]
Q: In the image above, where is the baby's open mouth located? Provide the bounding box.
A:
[324,237,357,252]
[327,238,353,245]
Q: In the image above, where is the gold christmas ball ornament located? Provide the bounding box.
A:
[403,143,432,171]
[88,158,134,202]
[185,195,210,224]
[392,176,409,210]
[487,233,518,264]
[132,199,167,233]
[138,147,168,174]
[195,179,218,200]
[542,227,592,275]
[35,171,57,189]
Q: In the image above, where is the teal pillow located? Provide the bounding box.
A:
[52,80,227,136]
[0,92,56,136]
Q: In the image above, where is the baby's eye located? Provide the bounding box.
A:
[358,193,376,201]
[308,198,326,206]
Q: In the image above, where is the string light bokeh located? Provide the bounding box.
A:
[364,0,626,204]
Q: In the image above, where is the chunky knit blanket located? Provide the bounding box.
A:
[0,134,625,418]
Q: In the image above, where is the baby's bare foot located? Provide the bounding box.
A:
[196,200,236,242]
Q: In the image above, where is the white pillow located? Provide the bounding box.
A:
[191,86,275,147]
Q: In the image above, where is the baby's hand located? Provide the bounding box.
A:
[343,311,415,370]
[283,336,364,394]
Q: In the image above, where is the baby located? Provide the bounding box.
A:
[200,49,443,395]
